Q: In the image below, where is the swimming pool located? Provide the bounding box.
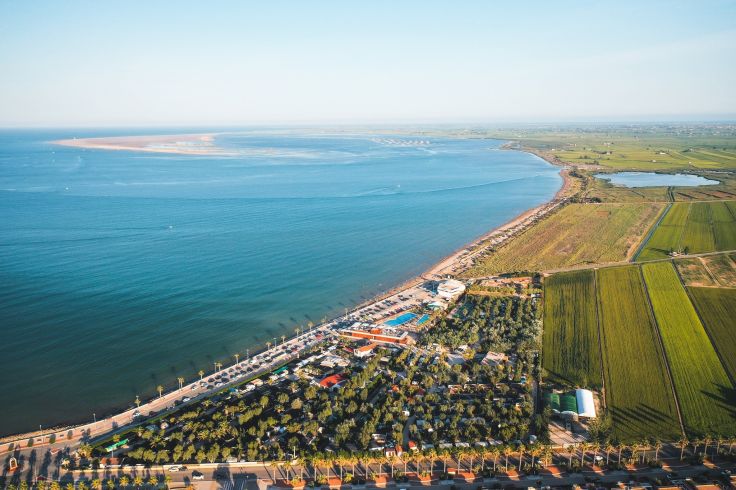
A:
[416,314,430,325]
[384,312,418,326]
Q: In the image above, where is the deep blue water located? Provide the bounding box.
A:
[595,172,718,187]
[0,129,561,435]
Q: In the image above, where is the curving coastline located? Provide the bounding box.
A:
[1,136,571,445]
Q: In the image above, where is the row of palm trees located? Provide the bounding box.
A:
[24,474,172,490]
[261,437,736,483]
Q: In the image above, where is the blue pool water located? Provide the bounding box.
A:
[416,314,430,325]
[384,312,419,326]
[0,128,561,435]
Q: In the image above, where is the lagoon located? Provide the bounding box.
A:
[595,172,718,187]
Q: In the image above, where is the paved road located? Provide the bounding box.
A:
[4,442,734,489]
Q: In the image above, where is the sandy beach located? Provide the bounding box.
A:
[53,133,236,156]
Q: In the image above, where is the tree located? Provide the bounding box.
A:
[157,385,164,398]
[119,476,130,488]
[133,476,143,489]
[198,370,204,380]
[178,377,185,390]
[653,440,663,462]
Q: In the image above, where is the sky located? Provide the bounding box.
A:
[1,0,735,126]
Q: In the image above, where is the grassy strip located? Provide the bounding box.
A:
[542,270,602,388]
[642,262,735,437]
[596,266,680,442]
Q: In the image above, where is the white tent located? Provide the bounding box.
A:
[575,389,596,418]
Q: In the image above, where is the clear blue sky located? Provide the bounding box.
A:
[1,1,735,126]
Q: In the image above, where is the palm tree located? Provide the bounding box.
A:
[234,353,240,364]
[605,443,615,466]
[503,445,513,471]
[566,444,575,467]
[133,476,143,489]
[147,476,158,488]
[269,461,279,481]
[653,440,663,462]
[678,437,689,461]
[703,435,713,460]
[529,445,541,471]
[177,377,184,390]
[135,396,141,408]
[579,442,588,466]
[198,370,204,380]
[156,385,164,398]
[517,443,526,471]
[91,479,102,490]
[266,341,272,350]
[105,479,115,490]
[119,476,130,488]
[489,446,500,472]
[281,335,286,345]
[617,444,626,465]
[163,475,172,490]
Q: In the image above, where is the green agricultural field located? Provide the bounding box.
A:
[636,203,688,261]
[688,287,736,384]
[596,266,681,442]
[642,263,735,437]
[542,270,602,388]
[465,203,663,275]
[637,201,736,261]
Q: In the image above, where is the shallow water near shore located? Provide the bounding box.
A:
[0,129,561,436]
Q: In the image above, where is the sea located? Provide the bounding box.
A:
[0,128,561,436]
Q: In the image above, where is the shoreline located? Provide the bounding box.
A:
[0,138,571,444]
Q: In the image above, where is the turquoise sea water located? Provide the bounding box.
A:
[0,129,561,435]
[595,172,718,187]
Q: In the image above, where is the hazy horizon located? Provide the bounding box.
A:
[1,1,735,126]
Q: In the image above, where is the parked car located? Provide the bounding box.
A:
[192,471,204,480]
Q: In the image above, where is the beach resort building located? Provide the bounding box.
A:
[339,322,411,345]
[437,279,466,299]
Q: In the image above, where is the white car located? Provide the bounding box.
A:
[192,471,204,480]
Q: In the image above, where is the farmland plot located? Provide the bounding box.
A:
[642,263,735,437]
[596,266,681,441]
[688,287,736,385]
[542,270,602,388]
[638,201,736,261]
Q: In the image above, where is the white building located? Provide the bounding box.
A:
[575,389,597,418]
[437,279,466,299]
